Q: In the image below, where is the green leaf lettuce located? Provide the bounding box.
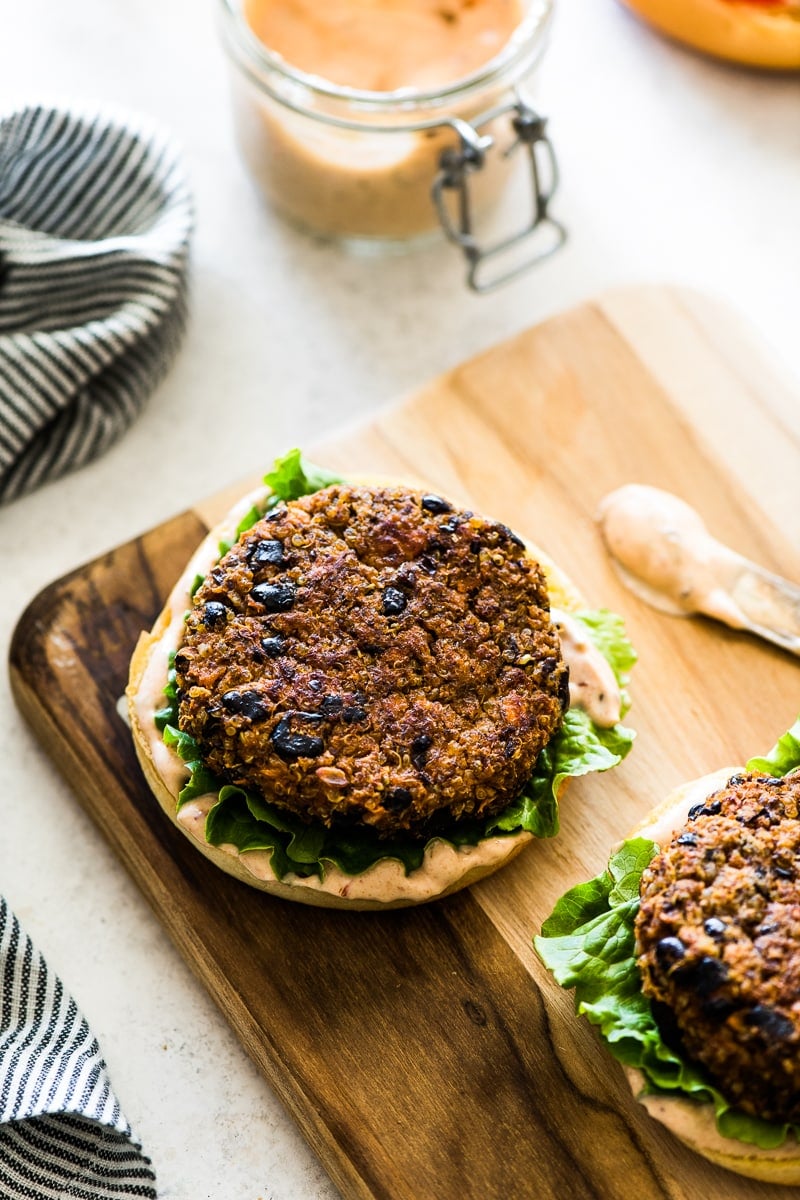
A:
[746,714,800,778]
[263,447,344,503]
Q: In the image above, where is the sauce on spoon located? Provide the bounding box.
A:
[597,484,800,655]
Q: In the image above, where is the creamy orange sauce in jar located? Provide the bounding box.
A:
[244,0,524,91]
[219,0,551,244]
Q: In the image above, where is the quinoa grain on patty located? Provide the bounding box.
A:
[175,484,569,837]
[636,772,800,1124]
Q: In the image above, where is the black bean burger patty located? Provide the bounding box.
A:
[175,484,569,837]
[636,772,800,1124]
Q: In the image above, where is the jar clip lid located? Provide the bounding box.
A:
[432,97,566,293]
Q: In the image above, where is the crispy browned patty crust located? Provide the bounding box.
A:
[175,484,569,837]
[636,772,800,1124]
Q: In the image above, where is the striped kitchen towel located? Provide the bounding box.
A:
[0,104,193,504]
[0,897,157,1199]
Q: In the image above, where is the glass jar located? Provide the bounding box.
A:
[217,0,564,290]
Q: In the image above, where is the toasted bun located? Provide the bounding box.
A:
[621,0,800,70]
[127,475,584,909]
[623,770,800,1183]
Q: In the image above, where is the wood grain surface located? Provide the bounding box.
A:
[10,286,800,1200]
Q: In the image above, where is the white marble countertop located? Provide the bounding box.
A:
[1,1,798,1197]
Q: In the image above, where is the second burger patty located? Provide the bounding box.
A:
[636,772,800,1124]
[176,484,569,837]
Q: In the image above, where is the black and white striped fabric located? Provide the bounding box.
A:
[0,897,157,1199]
[0,104,193,504]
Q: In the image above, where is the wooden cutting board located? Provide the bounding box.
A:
[10,286,800,1200]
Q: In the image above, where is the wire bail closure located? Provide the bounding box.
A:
[431,97,566,293]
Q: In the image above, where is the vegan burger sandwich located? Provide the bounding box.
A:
[536,716,800,1184]
[128,450,636,909]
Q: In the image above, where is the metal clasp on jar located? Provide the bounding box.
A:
[431,95,565,293]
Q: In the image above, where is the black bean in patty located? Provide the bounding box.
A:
[248,539,285,567]
[251,581,296,611]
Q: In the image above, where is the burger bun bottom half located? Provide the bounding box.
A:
[127,477,585,910]
[625,769,800,1184]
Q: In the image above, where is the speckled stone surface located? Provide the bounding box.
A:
[1,2,798,1197]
